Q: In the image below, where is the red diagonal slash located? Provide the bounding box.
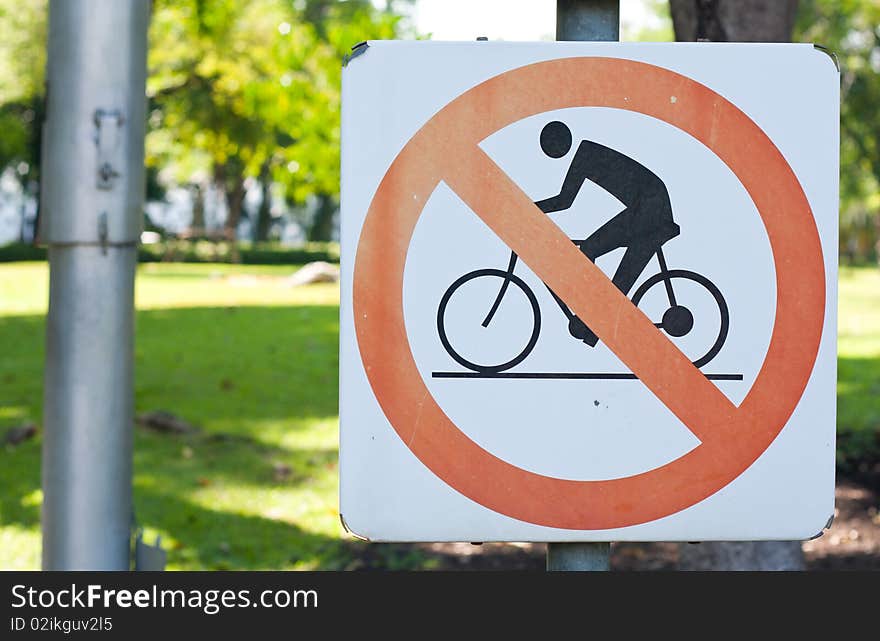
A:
[352,56,825,529]
[442,144,737,443]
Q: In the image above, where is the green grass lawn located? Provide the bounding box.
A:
[837,266,880,465]
[1,261,878,569]
[0,261,428,570]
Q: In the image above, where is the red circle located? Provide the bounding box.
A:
[353,57,825,529]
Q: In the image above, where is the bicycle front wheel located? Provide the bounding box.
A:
[437,269,541,374]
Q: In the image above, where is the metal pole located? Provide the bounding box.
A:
[547,0,619,572]
[41,0,149,570]
[556,0,620,41]
[547,541,610,571]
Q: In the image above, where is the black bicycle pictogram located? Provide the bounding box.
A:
[437,245,729,374]
[436,120,730,375]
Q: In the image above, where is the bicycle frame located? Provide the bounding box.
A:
[482,245,680,329]
[654,246,678,308]
[481,251,519,327]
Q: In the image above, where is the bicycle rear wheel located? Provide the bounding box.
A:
[631,269,729,369]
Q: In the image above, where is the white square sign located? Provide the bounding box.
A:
[339,41,839,542]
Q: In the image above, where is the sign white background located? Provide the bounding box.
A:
[339,41,839,541]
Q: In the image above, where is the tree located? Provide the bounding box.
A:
[147,0,318,241]
[147,0,409,244]
[0,0,47,241]
[0,0,412,246]
[796,0,880,262]
[669,0,798,41]
[274,1,406,241]
[669,0,805,571]
[670,0,880,261]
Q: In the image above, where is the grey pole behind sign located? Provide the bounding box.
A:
[546,0,619,572]
[557,0,620,41]
[41,0,149,570]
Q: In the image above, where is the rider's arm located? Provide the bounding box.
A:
[534,145,588,213]
[535,192,574,213]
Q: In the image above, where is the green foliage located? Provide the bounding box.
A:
[0,243,45,263]
[147,0,409,238]
[0,240,338,265]
[137,240,339,264]
[0,0,46,104]
[0,0,46,185]
[0,0,411,241]
[148,0,313,183]
[796,0,880,261]
[623,0,674,41]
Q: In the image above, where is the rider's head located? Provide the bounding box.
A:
[540,121,572,158]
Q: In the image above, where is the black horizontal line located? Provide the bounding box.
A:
[431,372,744,381]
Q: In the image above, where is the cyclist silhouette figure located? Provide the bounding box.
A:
[535,120,682,346]
[436,119,731,375]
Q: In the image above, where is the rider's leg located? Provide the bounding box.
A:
[578,216,629,260]
[611,242,657,297]
[543,282,596,342]
[569,242,656,347]
[542,236,609,334]
[564,218,629,345]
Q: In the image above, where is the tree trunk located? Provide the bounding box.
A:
[669,0,798,42]
[308,193,337,242]
[19,203,28,244]
[191,182,205,232]
[254,162,273,242]
[212,161,246,262]
[670,0,805,571]
[31,192,42,245]
[31,94,45,245]
[223,175,246,240]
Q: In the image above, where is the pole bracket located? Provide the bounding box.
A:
[94,108,125,190]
